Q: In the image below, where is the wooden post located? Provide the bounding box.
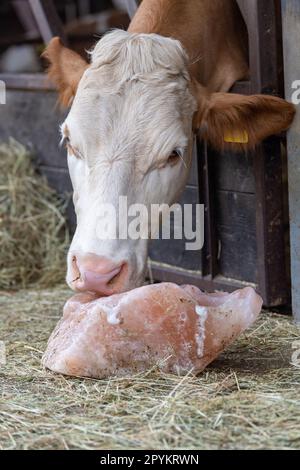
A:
[282,0,300,322]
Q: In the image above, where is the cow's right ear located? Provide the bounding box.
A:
[192,80,296,151]
[42,37,89,107]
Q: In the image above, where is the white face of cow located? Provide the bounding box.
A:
[63,31,197,295]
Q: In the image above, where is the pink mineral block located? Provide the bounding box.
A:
[42,283,263,378]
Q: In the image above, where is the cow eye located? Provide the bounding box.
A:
[167,149,182,166]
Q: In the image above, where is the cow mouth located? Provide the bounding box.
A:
[107,263,128,291]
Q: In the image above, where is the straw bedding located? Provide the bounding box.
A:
[0,139,69,289]
[0,287,300,450]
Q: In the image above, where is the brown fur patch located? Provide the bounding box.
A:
[193,83,296,151]
[42,37,89,107]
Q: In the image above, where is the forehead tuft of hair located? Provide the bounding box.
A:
[88,30,189,84]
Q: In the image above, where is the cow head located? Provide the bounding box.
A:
[43,30,295,295]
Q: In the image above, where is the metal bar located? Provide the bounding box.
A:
[123,0,139,19]
[0,73,55,90]
[28,0,67,44]
[12,0,40,39]
[236,0,250,23]
[282,0,300,322]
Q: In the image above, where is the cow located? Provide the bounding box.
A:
[43,0,295,296]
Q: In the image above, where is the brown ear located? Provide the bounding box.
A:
[193,84,296,151]
[42,37,89,107]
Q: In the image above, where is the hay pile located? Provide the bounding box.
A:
[1,287,300,450]
[0,139,69,289]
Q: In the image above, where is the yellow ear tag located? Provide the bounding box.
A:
[224,130,249,144]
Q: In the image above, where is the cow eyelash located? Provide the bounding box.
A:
[60,135,70,149]
[167,148,185,167]
[61,136,83,159]
[61,135,69,147]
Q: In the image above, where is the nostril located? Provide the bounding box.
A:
[71,255,81,283]
[68,253,128,294]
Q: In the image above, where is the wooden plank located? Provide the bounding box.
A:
[0,90,67,169]
[282,0,300,322]
[149,186,202,271]
[254,138,289,306]
[214,190,257,283]
[242,1,289,306]
[209,150,255,194]
[149,261,256,294]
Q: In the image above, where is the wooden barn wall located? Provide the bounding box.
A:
[210,150,257,283]
[149,147,257,285]
[282,0,300,322]
[0,89,76,229]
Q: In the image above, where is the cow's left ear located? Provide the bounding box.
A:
[193,83,296,151]
[42,37,89,107]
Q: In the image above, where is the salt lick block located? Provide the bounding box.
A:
[42,283,263,378]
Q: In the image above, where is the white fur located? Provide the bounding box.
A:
[63,30,197,290]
